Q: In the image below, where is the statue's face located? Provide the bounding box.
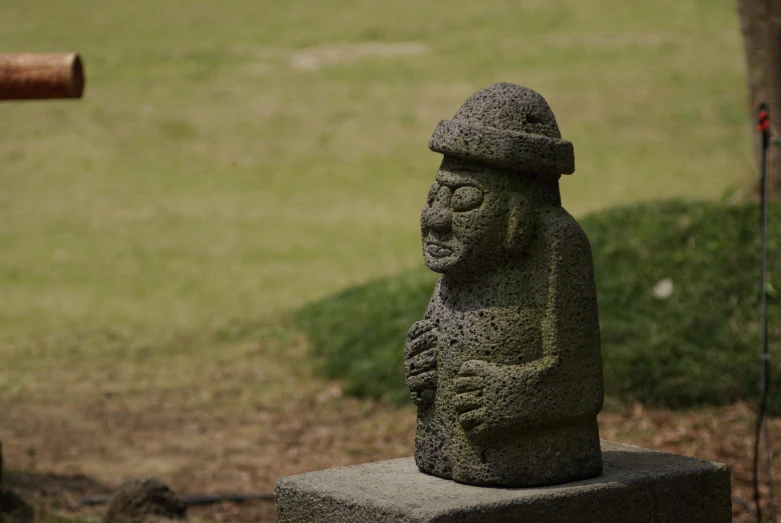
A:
[421,158,525,276]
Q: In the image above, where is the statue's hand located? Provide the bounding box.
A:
[404,319,438,407]
[454,360,502,441]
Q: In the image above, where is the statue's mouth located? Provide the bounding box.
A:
[426,242,454,258]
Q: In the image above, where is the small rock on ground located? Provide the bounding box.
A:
[103,478,187,523]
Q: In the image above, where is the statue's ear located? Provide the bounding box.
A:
[505,194,534,253]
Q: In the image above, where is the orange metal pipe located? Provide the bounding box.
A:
[0,53,85,101]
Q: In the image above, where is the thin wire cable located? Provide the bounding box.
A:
[755,103,777,523]
[737,495,761,519]
[764,120,778,523]
[764,120,779,523]
[764,421,777,522]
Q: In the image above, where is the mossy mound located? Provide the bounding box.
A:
[296,200,781,414]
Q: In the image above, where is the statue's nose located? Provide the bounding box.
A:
[425,203,452,232]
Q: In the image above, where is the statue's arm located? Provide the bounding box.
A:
[405,279,442,407]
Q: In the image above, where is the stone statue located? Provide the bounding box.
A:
[276,81,731,523]
[404,82,604,487]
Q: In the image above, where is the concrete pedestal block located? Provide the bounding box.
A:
[275,440,731,523]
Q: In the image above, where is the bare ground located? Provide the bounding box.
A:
[1,388,779,522]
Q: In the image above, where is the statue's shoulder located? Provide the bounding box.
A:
[538,207,592,256]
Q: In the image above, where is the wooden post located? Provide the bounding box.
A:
[0,53,84,491]
[0,53,85,101]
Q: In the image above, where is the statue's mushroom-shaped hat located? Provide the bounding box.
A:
[429,83,574,176]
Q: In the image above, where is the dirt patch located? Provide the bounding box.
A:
[542,29,739,49]
[0,395,777,522]
[288,42,429,71]
[0,380,412,522]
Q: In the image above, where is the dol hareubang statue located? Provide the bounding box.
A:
[276,81,732,523]
[405,82,604,487]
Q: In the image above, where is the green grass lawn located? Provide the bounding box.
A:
[0,0,753,401]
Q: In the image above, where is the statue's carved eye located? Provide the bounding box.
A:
[451,186,483,212]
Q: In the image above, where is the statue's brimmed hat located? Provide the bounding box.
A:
[429,83,574,176]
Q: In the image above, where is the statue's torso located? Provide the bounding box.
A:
[415,277,546,480]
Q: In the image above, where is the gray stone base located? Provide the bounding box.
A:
[275,440,731,523]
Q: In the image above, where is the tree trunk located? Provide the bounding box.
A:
[736,0,781,196]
